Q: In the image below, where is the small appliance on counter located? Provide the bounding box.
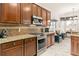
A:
[44,27,49,32]
[0,29,8,38]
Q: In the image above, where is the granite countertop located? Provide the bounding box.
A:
[0,32,55,44]
[44,32,55,35]
[71,34,79,37]
[0,34,36,44]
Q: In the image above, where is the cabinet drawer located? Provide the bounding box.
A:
[1,40,23,50]
[24,37,36,44]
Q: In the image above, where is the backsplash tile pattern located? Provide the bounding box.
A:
[0,26,43,37]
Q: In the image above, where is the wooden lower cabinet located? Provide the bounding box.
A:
[47,35,51,47]
[47,34,55,48]
[2,45,23,56]
[1,40,23,56]
[0,45,1,55]
[24,37,37,56]
[71,36,79,56]
[0,37,37,56]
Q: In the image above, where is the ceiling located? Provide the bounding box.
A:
[37,3,79,11]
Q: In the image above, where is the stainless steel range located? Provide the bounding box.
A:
[29,33,47,55]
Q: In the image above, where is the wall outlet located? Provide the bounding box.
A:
[18,27,21,32]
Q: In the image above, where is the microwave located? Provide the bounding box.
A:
[32,16,43,26]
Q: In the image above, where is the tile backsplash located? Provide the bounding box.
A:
[0,26,43,37]
[0,27,30,36]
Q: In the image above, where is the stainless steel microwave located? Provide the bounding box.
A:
[32,16,43,26]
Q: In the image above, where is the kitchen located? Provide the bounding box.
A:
[0,3,79,56]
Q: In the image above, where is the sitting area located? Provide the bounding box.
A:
[55,30,65,43]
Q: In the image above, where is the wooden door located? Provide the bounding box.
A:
[71,36,78,55]
[46,11,51,26]
[0,44,1,56]
[50,35,53,45]
[77,40,79,55]
[2,45,23,56]
[32,4,38,16]
[47,35,51,47]
[21,3,32,24]
[47,34,55,48]
[1,3,20,24]
[0,4,2,22]
[30,38,37,55]
[37,6,42,17]
[25,39,31,56]
[50,34,55,45]
[42,8,47,26]
[24,37,37,56]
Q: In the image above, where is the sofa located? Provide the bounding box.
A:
[55,32,65,43]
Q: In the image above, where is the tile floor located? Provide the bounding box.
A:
[40,37,71,56]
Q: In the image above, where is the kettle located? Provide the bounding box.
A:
[0,29,8,38]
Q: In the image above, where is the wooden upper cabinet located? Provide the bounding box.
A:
[1,3,21,24]
[0,4,2,22]
[21,3,32,24]
[46,11,51,26]
[42,8,47,26]
[0,3,51,25]
[37,6,42,17]
[32,4,38,16]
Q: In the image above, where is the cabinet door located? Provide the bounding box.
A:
[0,45,1,56]
[47,34,55,48]
[42,9,47,26]
[32,4,38,16]
[47,11,51,26]
[77,39,79,55]
[47,35,51,47]
[2,45,23,56]
[37,6,42,17]
[50,34,55,45]
[71,36,78,55]
[1,3,20,24]
[0,4,2,22]
[30,38,37,55]
[21,3,32,24]
[24,37,37,56]
[25,39,31,56]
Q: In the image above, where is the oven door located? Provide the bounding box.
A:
[38,38,46,50]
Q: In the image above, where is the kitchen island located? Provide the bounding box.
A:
[71,34,79,56]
